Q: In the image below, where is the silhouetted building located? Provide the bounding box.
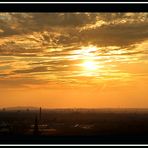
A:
[2,108,6,112]
[0,122,10,135]
[26,109,30,112]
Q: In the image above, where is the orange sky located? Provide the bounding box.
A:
[0,13,148,108]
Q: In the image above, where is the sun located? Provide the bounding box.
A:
[82,61,98,71]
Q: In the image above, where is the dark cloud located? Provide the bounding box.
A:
[80,23,148,46]
[0,41,42,55]
[0,13,97,37]
[30,13,97,28]
[0,74,9,78]
[0,78,47,88]
[14,63,82,75]
[97,50,146,57]
[0,13,148,57]
[30,59,81,66]
[14,66,48,74]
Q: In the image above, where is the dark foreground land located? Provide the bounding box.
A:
[1,108,148,144]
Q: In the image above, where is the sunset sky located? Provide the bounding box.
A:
[0,13,148,108]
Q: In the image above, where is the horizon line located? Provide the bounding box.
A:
[1,106,148,110]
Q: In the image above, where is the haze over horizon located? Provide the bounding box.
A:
[0,13,148,108]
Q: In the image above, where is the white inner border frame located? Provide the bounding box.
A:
[0,2,147,4]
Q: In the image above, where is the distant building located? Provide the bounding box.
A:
[0,122,10,135]
[2,108,6,112]
[39,107,42,123]
[33,116,39,135]
[28,108,57,136]
[26,109,30,112]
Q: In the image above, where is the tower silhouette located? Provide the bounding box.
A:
[33,116,39,135]
[39,107,42,123]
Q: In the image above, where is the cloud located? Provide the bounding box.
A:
[0,13,148,88]
[14,66,48,74]
[0,13,148,57]
[80,22,148,46]
[0,78,47,88]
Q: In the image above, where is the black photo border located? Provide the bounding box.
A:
[0,2,147,12]
[0,1,148,146]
